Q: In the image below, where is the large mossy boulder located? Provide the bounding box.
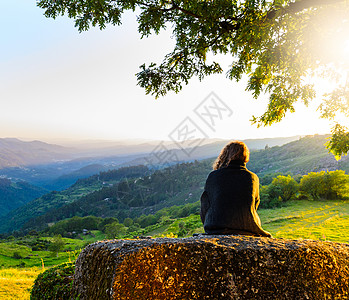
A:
[73,236,349,299]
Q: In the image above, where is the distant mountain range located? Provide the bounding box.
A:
[0,136,299,168]
[0,138,157,169]
[110,136,303,169]
[0,153,146,191]
[0,136,300,190]
[0,138,74,169]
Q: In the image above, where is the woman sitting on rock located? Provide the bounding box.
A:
[200,141,272,237]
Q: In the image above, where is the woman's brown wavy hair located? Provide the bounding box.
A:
[213,141,250,170]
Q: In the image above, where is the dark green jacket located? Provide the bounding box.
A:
[200,161,271,237]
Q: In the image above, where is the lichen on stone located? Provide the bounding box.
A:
[72,236,349,299]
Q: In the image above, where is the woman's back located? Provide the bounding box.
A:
[200,141,271,237]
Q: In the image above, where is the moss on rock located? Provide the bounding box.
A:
[73,236,349,299]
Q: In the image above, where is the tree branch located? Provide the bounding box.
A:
[136,1,203,19]
[171,3,203,19]
[218,0,346,35]
[267,0,346,19]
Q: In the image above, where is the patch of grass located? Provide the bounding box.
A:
[260,200,349,243]
[263,216,301,224]
[150,200,349,243]
[158,215,204,237]
[0,268,42,300]
[0,237,82,269]
[146,224,170,236]
[144,200,349,242]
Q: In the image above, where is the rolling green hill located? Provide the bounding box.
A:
[249,134,349,175]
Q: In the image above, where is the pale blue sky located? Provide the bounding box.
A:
[0,1,335,143]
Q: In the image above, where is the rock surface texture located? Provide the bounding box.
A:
[73,236,349,299]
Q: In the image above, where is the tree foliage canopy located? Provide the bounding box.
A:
[37,0,349,155]
[300,170,349,200]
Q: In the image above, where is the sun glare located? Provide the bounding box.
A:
[306,3,349,70]
[344,39,349,55]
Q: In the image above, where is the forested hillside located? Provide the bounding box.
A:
[249,135,349,175]
[0,166,149,233]
[0,178,47,217]
[21,160,211,232]
[43,164,109,191]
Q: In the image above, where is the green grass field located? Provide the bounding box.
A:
[149,200,349,243]
[0,237,86,269]
[260,199,349,243]
[1,199,348,299]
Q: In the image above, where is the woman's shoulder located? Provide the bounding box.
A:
[208,166,256,177]
[214,165,259,180]
[206,169,220,180]
[205,168,226,182]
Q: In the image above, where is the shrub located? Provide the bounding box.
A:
[30,262,75,300]
[267,175,299,202]
[12,251,22,259]
[300,170,349,200]
[259,186,283,209]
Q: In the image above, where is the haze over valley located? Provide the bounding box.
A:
[0,135,300,190]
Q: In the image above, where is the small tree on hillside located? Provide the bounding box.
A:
[267,175,299,202]
[123,218,134,227]
[49,235,65,258]
[104,222,127,239]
